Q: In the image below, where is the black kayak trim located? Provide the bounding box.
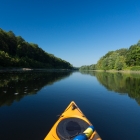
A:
[56,117,89,140]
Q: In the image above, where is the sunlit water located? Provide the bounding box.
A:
[0,71,140,140]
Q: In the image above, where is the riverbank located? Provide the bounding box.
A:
[0,68,32,72]
[81,69,140,74]
[0,68,77,73]
[106,70,140,74]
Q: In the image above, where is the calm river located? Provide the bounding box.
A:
[0,71,140,140]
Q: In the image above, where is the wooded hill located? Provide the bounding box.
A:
[80,40,140,71]
[0,28,73,69]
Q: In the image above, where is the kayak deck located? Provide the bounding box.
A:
[44,101,101,140]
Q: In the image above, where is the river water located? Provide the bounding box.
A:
[0,71,140,140]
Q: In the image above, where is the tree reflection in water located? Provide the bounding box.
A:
[0,71,72,107]
[80,71,140,105]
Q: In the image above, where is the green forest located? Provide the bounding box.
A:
[0,28,73,69]
[80,40,140,71]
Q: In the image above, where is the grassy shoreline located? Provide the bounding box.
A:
[0,68,75,73]
[1,68,140,74]
[81,69,140,74]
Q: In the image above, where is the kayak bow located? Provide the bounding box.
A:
[44,101,101,140]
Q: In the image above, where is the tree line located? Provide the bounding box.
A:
[0,28,73,69]
[80,40,140,71]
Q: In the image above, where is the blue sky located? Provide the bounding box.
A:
[1,0,140,67]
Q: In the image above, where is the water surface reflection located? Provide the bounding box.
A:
[80,71,140,105]
[0,71,72,107]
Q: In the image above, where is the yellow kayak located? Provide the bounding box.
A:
[44,101,101,140]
